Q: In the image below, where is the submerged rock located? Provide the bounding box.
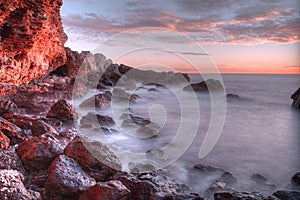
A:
[0,169,40,200]
[79,180,130,200]
[194,163,225,173]
[184,79,224,92]
[64,135,121,181]
[46,99,78,121]
[45,155,96,197]
[16,134,64,170]
[226,93,240,99]
[291,87,300,109]
[0,0,67,84]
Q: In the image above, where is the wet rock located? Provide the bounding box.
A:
[45,155,96,196]
[0,0,67,84]
[122,114,151,128]
[251,174,268,183]
[218,172,237,186]
[46,99,78,121]
[116,75,137,90]
[0,148,26,175]
[291,87,300,109]
[112,88,139,102]
[0,100,18,116]
[291,172,300,189]
[79,180,130,200]
[0,116,24,144]
[194,164,225,173]
[80,112,115,128]
[183,79,224,92]
[112,172,158,200]
[0,131,10,150]
[129,162,157,173]
[79,91,112,108]
[16,134,64,170]
[250,173,276,194]
[273,190,300,200]
[204,181,236,199]
[0,169,40,200]
[64,135,121,181]
[226,93,240,99]
[4,114,58,136]
[214,191,275,200]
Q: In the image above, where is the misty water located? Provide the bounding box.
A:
[74,74,300,195]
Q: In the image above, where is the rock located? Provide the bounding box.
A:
[0,169,40,200]
[291,87,300,109]
[80,112,115,128]
[46,99,78,121]
[129,162,157,173]
[291,172,300,188]
[45,155,96,196]
[218,172,237,186]
[3,114,58,136]
[183,79,224,92]
[250,173,276,194]
[112,172,158,200]
[214,191,275,200]
[16,134,64,170]
[226,93,240,99]
[194,163,225,173]
[79,91,112,108]
[64,135,121,181]
[273,190,300,200]
[79,180,130,200]
[0,116,24,144]
[0,0,67,84]
[251,174,268,183]
[122,114,151,127]
[0,148,26,175]
[112,88,139,102]
[204,181,236,199]
[0,100,18,116]
[0,131,10,150]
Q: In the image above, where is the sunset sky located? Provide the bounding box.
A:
[61,0,300,74]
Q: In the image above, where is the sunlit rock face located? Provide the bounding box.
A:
[0,0,67,84]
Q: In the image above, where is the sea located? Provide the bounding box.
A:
[73,74,300,195]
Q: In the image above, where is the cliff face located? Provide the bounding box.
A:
[0,0,67,84]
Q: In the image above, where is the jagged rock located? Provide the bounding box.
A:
[217,172,237,186]
[0,169,40,200]
[64,135,121,181]
[214,191,275,200]
[3,114,58,136]
[79,180,130,200]
[112,88,139,102]
[79,91,112,108]
[0,148,26,175]
[0,116,24,144]
[183,79,224,92]
[112,172,158,200]
[46,99,78,121]
[291,172,300,188]
[0,0,67,84]
[291,87,300,109]
[273,190,300,200]
[204,181,236,199]
[0,131,10,150]
[16,134,64,170]
[45,155,96,197]
[0,100,18,116]
[80,112,115,130]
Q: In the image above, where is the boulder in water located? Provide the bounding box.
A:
[291,87,300,109]
[183,79,224,92]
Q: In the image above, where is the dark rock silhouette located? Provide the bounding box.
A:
[291,87,300,109]
[184,79,224,92]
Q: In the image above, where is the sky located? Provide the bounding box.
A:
[61,0,300,74]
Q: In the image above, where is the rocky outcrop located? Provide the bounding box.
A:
[183,79,224,92]
[46,99,78,121]
[0,0,67,84]
[291,87,300,109]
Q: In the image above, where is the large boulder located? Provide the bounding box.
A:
[0,116,24,144]
[0,0,67,84]
[64,135,121,181]
[45,155,96,196]
[46,99,78,121]
[16,134,64,170]
[0,169,40,200]
[291,87,300,109]
[79,180,130,200]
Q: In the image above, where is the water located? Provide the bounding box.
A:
[74,74,300,194]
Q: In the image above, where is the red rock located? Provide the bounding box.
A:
[79,91,112,108]
[45,155,96,196]
[3,114,58,136]
[64,135,121,181]
[16,134,64,170]
[80,112,115,128]
[0,100,18,116]
[0,0,67,84]
[0,169,40,200]
[0,116,24,144]
[46,99,78,121]
[0,131,10,150]
[0,148,26,175]
[79,180,130,200]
